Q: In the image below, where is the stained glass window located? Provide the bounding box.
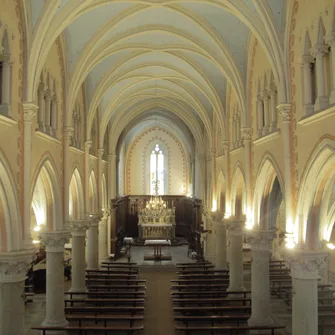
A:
[150,144,164,195]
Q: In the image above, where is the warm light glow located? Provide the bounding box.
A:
[327,243,335,250]
[211,200,217,212]
[285,241,296,249]
[245,221,253,230]
[34,226,41,232]
[33,240,40,244]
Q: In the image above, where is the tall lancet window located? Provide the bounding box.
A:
[150,144,164,195]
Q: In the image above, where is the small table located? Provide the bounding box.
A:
[144,240,172,261]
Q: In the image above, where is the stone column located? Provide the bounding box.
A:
[0,54,11,116]
[245,229,276,327]
[278,105,294,247]
[0,251,34,335]
[22,103,38,249]
[63,127,74,223]
[39,231,70,330]
[300,55,314,115]
[284,250,328,335]
[311,45,329,111]
[256,95,263,137]
[325,32,335,104]
[226,219,244,291]
[212,212,227,270]
[69,221,91,292]
[84,141,92,213]
[87,214,101,270]
[269,84,278,132]
[51,95,57,137]
[44,88,51,133]
[99,210,110,262]
[222,141,230,215]
[108,154,117,254]
[262,90,270,136]
[37,83,45,130]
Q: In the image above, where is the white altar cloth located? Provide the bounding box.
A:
[144,239,171,246]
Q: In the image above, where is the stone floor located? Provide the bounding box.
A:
[25,245,294,334]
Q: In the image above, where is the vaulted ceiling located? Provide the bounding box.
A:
[28,0,287,152]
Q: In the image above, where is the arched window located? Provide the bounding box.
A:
[150,144,165,195]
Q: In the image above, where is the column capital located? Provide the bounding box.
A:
[85,140,92,151]
[244,229,276,252]
[283,250,328,280]
[325,31,335,45]
[310,44,329,58]
[67,220,91,237]
[23,103,38,122]
[87,213,103,225]
[225,219,245,236]
[210,211,224,223]
[261,89,270,99]
[39,231,70,253]
[98,148,104,158]
[269,83,277,94]
[108,153,117,161]
[0,250,35,283]
[299,54,315,66]
[277,103,291,122]
[38,82,45,93]
[63,126,74,140]
[222,140,229,152]
[241,128,252,141]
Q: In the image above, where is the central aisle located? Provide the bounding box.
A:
[141,267,176,335]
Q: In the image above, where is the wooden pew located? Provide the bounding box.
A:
[171,283,229,291]
[177,274,229,280]
[65,305,144,315]
[65,291,146,299]
[64,298,145,307]
[176,261,211,265]
[88,284,146,291]
[65,314,144,327]
[32,325,143,335]
[172,297,252,306]
[86,272,138,278]
[173,305,251,315]
[176,264,214,270]
[85,278,146,285]
[171,290,251,298]
[86,269,139,275]
[175,324,285,334]
[174,314,250,327]
[171,279,230,285]
[177,269,229,275]
[101,262,138,266]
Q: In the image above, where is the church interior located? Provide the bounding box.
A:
[0,0,335,334]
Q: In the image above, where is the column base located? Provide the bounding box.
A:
[304,103,314,115]
[248,316,274,334]
[314,96,329,111]
[42,319,68,334]
[329,90,335,105]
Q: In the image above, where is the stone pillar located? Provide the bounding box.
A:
[37,83,45,129]
[63,127,74,222]
[51,95,57,137]
[69,221,91,292]
[269,84,278,132]
[311,45,329,111]
[87,214,101,270]
[44,88,51,133]
[222,141,230,215]
[0,251,34,335]
[84,141,92,213]
[284,251,328,335]
[22,103,38,249]
[226,219,244,291]
[39,231,70,330]
[214,218,228,270]
[325,32,335,104]
[262,90,270,136]
[108,153,117,254]
[300,55,314,115]
[245,230,276,327]
[278,105,294,246]
[256,95,263,137]
[0,54,11,115]
[99,210,110,262]
[241,128,252,224]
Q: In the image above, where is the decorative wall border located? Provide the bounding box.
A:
[126,126,188,195]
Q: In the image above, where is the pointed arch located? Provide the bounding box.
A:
[230,163,246,219]
[69,167,84,220]
[88,170,98,213]
[31,157,63,236]
[0,151,22,252]
[296,137,335,249]
[253,154,284,230]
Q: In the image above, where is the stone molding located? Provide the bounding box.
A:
[23,103,38,122]
[89,213,103,224]
[244,229,276,252]
[283,250,328,280]
[277,104,291,122]
[85,140,92,151]
[63,126,74,140]
[210,211,224,223]
[68,220,91,237]
[0,250,35,283]
[225,219,244,236]
[39,231,70,253]
[241,128,252,141]
[310,44,329,58]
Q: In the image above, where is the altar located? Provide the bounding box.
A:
[138,194,176,240]
[144,239,172,261]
